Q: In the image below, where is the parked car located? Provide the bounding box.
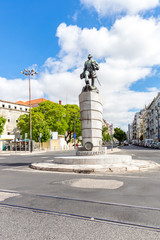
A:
[151,142,158,149]
[124,141,129,146]
[153,142,160,149]
[144,139,154,147]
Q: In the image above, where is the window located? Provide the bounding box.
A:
[8,119,10,122]
[14,106,17,109]
[8,105,11,108]
[20,107,22,110]
[2,104,5,108]
[25,108,28,111]
[16,120,18,123]
[7,132,10,135]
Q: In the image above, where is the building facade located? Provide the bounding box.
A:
[132,110,144,142]
[146,93,160,141]
[131,92,160,142]
[0,100,30,138]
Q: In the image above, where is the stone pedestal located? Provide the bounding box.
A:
[77,91,103,154]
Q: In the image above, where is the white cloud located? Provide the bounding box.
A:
[80,0,160,16]
[1,15,160,130]
[56,16,160,67]
[103,90,158,130]
[0,77,43,103]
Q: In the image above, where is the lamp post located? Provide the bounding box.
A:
[21,69,38,152]
[73,112,76,149]
[110,124,113,151]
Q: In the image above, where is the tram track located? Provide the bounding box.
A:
[0,201,160,232]
[0,189,160,212]
[0,189,160,232]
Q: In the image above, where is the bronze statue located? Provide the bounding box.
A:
[80,54,100,92]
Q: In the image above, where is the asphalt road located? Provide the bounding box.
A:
[0,146,160,239]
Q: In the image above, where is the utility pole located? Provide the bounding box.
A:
[73,112,76,149]
[111,124,113,151]
[21,69,38,152]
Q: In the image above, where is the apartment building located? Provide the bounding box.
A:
[0,100,30,137]
[131,92,160,142]
[146,93,160,141]
[0,100,30,150]
[127,124,133,143]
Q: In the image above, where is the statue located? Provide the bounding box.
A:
[80,54,100,92]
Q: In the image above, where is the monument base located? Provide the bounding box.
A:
[52,154,132,165]
[76,146,106,156]
[79,91,103,153]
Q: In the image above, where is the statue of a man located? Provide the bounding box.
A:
[80,54,99,90]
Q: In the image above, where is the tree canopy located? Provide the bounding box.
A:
[17,101,81,143]
[17,111,51,142]
[64,104,81,143]
[37,101,68,135]
[0,116,6,135]
[113,127,127,144]
[102,126,111,143]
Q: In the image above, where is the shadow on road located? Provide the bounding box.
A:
[0,163,30,167]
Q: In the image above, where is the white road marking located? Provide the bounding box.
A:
[0,192,20,201]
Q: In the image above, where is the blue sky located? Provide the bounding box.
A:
[0,0,79,78]
[1,0,160,130]
[0,0,105,78]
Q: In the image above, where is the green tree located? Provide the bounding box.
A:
[102,126,111,143]
[37,101,68,135]
[0,116,6,135]
[17,101,82,144]
[31,111,51,142]
[64,104,81,143]
[17,111,51,142]
[113,127,127,145]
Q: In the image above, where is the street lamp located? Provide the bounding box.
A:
[73,112,76,149]
[21,69,38,152]
[110,124,113,151]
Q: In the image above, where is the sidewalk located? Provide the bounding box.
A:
[0,150,47,156]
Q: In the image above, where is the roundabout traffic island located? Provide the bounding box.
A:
[29,152,160,174]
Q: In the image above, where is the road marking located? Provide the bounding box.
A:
[3,166,40,172]
[0,192,20,201]
[3,167,55,173]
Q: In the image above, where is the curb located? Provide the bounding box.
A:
[29,160,160,174]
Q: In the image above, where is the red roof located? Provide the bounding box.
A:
[16,100,27,105]
[16,98,54,107]
[24,98,48,105]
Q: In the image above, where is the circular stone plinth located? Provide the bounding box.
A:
[53,154,132,165]
[30,159,160,174]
